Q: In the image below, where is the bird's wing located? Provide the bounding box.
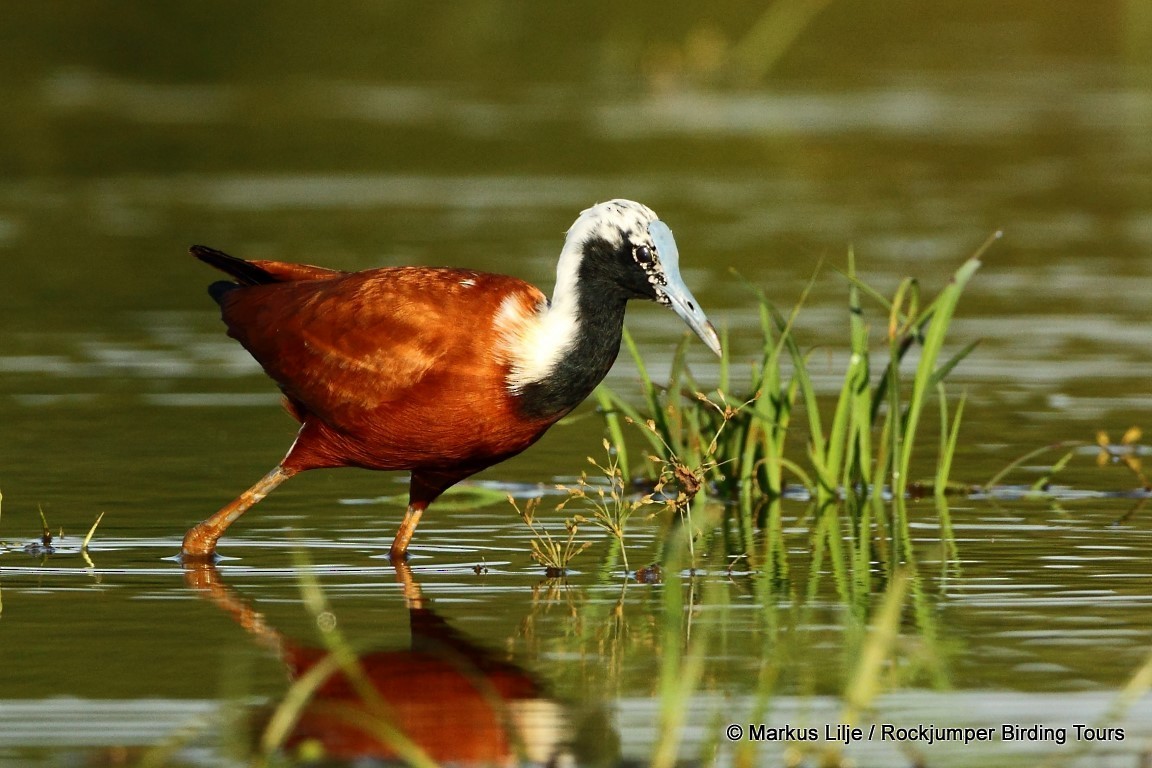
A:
[216,266,546,430]
[249,260,346,282]
[192,246,346,285]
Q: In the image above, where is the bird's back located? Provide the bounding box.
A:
[204,256,555,474]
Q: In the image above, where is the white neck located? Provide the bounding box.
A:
[497,243,583,392]
[497,199,653,394]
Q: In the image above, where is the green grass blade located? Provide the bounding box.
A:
[833,245,875,500]
[718,324,730,395]
[597,385,665,458]
[621,325,653,392]
[594,386,631,483]
[934,494,961,570]
[983,440,1087,491]
[934,385,966,496]
[926,338,982,391]
[1030,447,1079,492]
[869,334,915,427]
[622,327,678,455]
[894,241,985,498]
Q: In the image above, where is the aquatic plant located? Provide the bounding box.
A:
[81,511,105,551]
[984,425,1151,496]
[0,500,106,562]
[510,496,591,576]
[596,237,995,569]
[553,439,666,573]
[606,239,991,500]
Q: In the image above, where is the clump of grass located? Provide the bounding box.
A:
[14,502,106,560]
[515,426,721,575]
[510,496,591,576]
[553,439,664,573]
[557,418,729,573]
[597,236,996,567]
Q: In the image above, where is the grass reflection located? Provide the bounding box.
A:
[0,505,1142,766]
[512,505,956,767]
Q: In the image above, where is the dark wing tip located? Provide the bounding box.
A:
[190,244,225,259]
[190,244,277,286]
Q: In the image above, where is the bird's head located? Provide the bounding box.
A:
[559,199,722,356]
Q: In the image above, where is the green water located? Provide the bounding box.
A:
[2,3,1152,766]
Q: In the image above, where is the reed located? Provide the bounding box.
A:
[37,504,53,549]
[596,236,995,567]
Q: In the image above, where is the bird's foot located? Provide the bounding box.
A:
[180,524,223,564]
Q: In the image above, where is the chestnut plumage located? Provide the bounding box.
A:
[181,199,721,561]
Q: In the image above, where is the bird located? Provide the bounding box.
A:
[181,199,721,562]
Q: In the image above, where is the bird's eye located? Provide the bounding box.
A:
[634,245,654,265]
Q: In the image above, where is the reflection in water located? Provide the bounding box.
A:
[183,562,577,766]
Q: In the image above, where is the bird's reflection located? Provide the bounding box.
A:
[183,561,575,766]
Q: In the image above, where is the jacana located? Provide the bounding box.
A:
[182,199,721,561]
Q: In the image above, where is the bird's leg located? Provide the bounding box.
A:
[389,502,426,562]
[182,465,296,561]
[388,469,467,562]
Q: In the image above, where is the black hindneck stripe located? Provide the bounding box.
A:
[516,295,626,421]
[516,242,637,420]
